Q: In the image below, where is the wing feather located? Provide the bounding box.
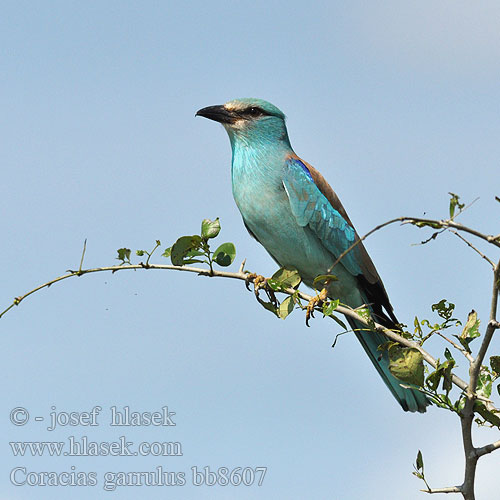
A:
[283,155,397,324]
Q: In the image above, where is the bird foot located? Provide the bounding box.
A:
[306,288,328,326]
[245,272,262,292]
[245,273,278,307]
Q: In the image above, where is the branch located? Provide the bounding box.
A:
[475,439,500,458]
[1,254,498,416]
[422,486,462,494]
[0,263,248,319]
[327,215,500,276]
[459,257,500,500]
[466,257,500,408]
[400,217,500,248]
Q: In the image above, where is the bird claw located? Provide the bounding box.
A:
[245,272,258,291]
[305,288,328,326]
[245,273,266,293]
[253,274,267,294]
[245,273,278,307]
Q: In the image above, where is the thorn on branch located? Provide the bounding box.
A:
[238,259,246,274]
[78,238,87,275]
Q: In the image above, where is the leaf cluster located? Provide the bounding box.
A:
[116,218,236,273]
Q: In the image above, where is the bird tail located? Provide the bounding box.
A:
[345,316,430,413]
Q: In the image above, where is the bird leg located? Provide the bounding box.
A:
[306,287,328,326]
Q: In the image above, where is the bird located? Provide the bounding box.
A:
[196,98,428,413]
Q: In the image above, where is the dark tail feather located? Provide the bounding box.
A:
[346,316,429,413]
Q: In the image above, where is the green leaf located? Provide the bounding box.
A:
[162,247,172,258]
[414,221,442,229]
[431,299,455,321]
[477,369,493,399]
[171,235,202,266]
[414,316,423,337]
[448,192,465,218]
[213,242,236,267]
[490,356,500,376]
[312,274,338,289]
[441,360,455,394]
[388,346,425,387]
[436,393,453,409]
[444,348,454,363]
[176,245,206,264]
[458,310,481,352]
[186,249,205,257]
[322,299,339,317]
[270,268,302,289]
[355,307,375,328]
[462,310,480,338]
[259,300,278,316]
[426,370,441,392]
[116,248,131,264]
[474,401,500,428]
[416,450,423,472]
[454,395,466,413]
[201,218,221,239]
[136,250,145,256]
[278,296,295,319]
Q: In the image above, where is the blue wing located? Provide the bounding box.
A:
[282,157,362,276]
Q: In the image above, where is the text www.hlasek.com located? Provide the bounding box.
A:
[10,436,182,457]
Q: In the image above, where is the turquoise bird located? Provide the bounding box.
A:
[197,98,428,413]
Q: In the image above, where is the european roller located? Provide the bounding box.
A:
[197,98,428,413]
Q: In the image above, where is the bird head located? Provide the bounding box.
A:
[196,98,291,149]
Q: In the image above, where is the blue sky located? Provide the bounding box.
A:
[1,1,499,499]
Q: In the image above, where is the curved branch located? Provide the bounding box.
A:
[0,262,248,319]
[2,256,497,415]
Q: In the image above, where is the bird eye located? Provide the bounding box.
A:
[247,107,262,116]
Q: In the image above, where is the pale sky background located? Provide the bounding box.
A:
[1,1,499,499]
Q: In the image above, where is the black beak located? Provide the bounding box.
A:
[196,105,235,124]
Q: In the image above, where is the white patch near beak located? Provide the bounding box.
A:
[224,101,246,113]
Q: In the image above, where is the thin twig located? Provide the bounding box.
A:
[435,331,474,364]
[78,239,87,274]
[327,218,401,274]
[450,230,495,269]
